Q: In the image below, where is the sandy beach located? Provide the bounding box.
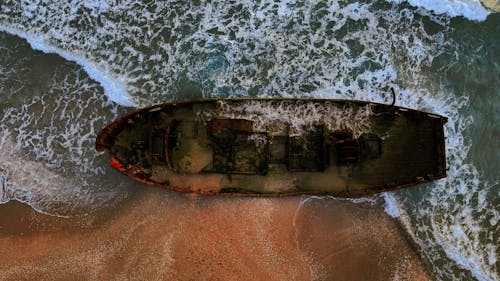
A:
[0,188,432,281]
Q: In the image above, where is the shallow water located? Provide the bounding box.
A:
[0,1,498,280]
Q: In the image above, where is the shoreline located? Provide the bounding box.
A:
[391,209,438,281]
[0,188,433,280]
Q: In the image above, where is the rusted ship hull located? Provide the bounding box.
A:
[96,99,447,197]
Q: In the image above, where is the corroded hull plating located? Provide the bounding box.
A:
[96,99,447,197]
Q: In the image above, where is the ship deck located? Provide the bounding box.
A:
[97,99,446,196]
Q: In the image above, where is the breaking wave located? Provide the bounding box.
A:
[0,36,129,216]
[387,0,491,21]
[0,26,134,107]
[0,0,450,107]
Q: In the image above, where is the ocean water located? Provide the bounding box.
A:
[0,0,498,280]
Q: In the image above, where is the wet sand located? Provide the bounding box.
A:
[0,188,431,281]
[481,0,500,12]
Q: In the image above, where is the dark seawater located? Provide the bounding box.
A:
[0,1,498,280]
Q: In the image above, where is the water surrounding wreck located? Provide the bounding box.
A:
[0,1,498,280]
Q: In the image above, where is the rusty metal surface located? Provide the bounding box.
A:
[96,98,448,197]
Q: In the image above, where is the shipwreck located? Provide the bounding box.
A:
[96,99,447,197]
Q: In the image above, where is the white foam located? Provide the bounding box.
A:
[430,220,497,281]
[381,192,401,218]
[201,100,374,137]
[375,86,498,280]
[0,26,135,107]
[0,57,126,216]
[0,139,79,217]
[388,0,491,21]
[0,133,124,216]
[0,168,8,204]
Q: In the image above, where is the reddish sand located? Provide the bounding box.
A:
[0,188,431,281]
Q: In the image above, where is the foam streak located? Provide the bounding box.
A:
[0,26,135,107]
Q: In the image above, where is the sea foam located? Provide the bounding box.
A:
[0,26,135,107]
[0,37,128,216]
[387,0,491,21]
